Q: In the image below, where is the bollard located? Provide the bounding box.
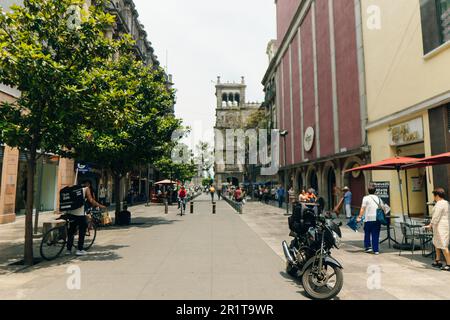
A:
[212,202,216,214]
[190,201,194,214]
[164,199,168,214]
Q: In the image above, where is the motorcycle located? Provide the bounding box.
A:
[282,201,344,300]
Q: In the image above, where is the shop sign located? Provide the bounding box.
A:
[304,127,315,152]
[411,176,423,192]
[77,163,91,173]
[372,181,390,206]
[389,118,424,146]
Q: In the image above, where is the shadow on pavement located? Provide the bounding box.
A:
[5,244,129,274]
[0,217,179,274]
[105,216,180,231]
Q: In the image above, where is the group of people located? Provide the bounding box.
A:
[353,184,450,271]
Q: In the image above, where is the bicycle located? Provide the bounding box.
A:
[179,197,187,216]
[40,214,97,261]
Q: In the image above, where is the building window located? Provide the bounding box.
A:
[420,0,450,54]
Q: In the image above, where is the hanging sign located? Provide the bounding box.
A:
[389,118,424,146]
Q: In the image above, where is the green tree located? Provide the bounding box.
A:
[155,142,197,184]
[245,109,268,130]
[195,141,213,178]
[70,51,179,220]
[0,0,117,265]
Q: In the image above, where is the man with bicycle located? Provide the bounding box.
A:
[178,185,188,214]
[67,181,106,256]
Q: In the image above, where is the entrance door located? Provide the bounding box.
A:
[309,171,319,193]
[349,172,365,210]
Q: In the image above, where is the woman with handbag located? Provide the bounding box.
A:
[357,184,386,255]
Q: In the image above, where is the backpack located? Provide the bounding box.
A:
[59,186,85,211]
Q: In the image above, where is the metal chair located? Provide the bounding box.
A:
[399,222,422,259]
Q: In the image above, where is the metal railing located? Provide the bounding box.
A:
[223,196,243,214]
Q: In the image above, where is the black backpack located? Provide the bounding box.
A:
[59,186,85,211]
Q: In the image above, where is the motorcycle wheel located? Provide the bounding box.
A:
[302,264,343,300]
[286,261,299,278]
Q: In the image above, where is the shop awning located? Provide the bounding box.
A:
[155,179,177,185]
[344,157,422,172]
[344,156,426,220]
[408,152,450,167]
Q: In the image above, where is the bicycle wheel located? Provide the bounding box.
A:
[77,220,97,251]
[40,226,67,261]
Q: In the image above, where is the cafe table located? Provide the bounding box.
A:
[380,214,400,248]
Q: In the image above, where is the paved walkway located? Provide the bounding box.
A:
[2,196,450,300]
[0,195,305,300]
[240,201,450,300]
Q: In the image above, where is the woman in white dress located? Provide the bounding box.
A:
[424,188,450,271]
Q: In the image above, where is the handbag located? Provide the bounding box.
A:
[347,216,364,232]
[371,196,388,226]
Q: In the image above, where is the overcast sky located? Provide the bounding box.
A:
[134,0,276,150]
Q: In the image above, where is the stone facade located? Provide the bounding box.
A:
[214,77,260,187]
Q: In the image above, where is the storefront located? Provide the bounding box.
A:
[368,114,434,217]
[428,102,450,197]
[15,152,59,215]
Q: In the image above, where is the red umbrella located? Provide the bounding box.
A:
[413,152,450,166]
[345,157,424,219]
[345,157,421,172]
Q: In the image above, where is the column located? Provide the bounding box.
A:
[0,147,19,224]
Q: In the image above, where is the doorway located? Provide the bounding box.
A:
[327,168,336,210]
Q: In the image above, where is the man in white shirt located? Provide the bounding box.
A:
[357,184,384,255]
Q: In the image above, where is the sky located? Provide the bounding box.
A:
[134,0,276,152]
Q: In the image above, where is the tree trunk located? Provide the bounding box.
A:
[24,152,37,266]
[113,174,122,224]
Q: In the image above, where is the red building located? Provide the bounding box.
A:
[262,0,370,211]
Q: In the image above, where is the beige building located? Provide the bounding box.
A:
[362,0,450,216]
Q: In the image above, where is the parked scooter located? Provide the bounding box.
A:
[282,201,344,300]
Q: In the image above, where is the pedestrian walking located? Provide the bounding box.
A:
[234,187,243,202]
[424,188,450,271]
[277,186,285,208]
[357,184,387,255]
[209,185,216,202]
[343,186,353,219]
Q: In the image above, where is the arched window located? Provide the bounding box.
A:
[228,93,234,103]
[234,93,240,105]
[222,93,228,103]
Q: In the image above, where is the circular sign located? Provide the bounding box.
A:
[304,127,315,152]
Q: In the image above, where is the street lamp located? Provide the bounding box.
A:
[280,130,289,215]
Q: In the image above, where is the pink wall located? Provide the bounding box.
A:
[300,10,316,161]
[276,0,301,45]
[290,32,303,164]
[275,0,362,167]
[316,0,334,157]
[333,0,361,149]
[282,55,293,166]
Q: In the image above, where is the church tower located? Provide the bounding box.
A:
[213,77,260,187]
